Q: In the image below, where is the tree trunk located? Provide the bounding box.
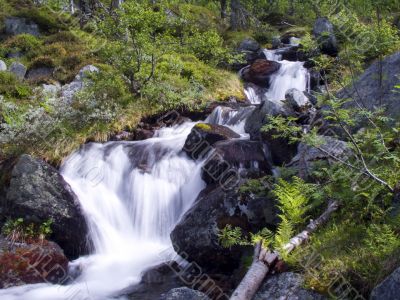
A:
[230,200,339,300]
[230,0,241,31]
[220,0,228,19]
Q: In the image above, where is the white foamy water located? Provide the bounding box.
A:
[244,48,309,104]
[0,122,205,300]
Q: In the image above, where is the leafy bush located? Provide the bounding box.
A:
[2,218,53,243]
[3,34,43,56]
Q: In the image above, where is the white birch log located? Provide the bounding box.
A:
[230,200,339,300]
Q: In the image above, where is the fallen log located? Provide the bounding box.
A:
[230,200,339,300]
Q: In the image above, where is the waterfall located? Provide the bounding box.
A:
[0,43,308,299]
[0,122,206,300]
[244,48,309,104]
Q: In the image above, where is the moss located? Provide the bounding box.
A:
[3,34,43,56]
[195,123,212,131]
[29,56,56,69]
[45,31,80,44]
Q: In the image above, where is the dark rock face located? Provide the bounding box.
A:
[202,140,272,186]
[5,17,40,36]
[313,17,338,56]
[0,237,69,289]
[254,272,326,300]
[183,123,240,160]
[287,136,351,179]
[25,67,54,82]
[170,185,277,272]
[337,51,400,120]
[370,267,400,300]
[240,59,281,87]
[5,155,89,259]
[160,287,211,300]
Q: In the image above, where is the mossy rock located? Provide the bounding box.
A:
[183,123,240,160]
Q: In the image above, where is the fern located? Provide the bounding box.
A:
[218,225,245,248]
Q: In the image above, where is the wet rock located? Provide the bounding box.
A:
[61,65,99,103]
[240,59,281,87]
[5,154,89,259]
[135,128,154,140]
[202,140,272,186]
[370,267,400,300]
[160,287,211,300]
[337,51,400,120]
[254,272,326,300]
[0,60,7,71]
[26,67,54,82]
[9,62,27,80]
[170,185,277,272]
[236,38,266,65]
[5,17,40,36]
[0,237,69,289]
[313,17,338,56]
[285,88,312,112]
[271,37,282,49]
[183,123,240,160]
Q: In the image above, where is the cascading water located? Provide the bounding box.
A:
[244,47,309,104]
[0,122,206,300]
[0,42,309,300]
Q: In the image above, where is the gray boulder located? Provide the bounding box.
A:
[285,88,312,112]
[337,51,400,120]
[313,17,338,56]
[0,60,7,71]
[9,62,27,80]
[370,267,400,300]
[61,65,99,103]
[5,17,40,36]
[5,154,89,259]
[160,287,210,300]
[237,38,265,65]
[287,136,351,179]
[170,185,277,272]
[254,272,326,300]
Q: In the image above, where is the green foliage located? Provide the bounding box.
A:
[0,71,32,99]
[2,218,53,243]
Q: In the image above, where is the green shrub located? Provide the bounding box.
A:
[0,71,32,99]
[4,34,43,55]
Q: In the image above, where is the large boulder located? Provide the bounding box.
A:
[337,51,400,120]
[0,60,7,71]
[5,17,40,36]
[160,287,211,300]
[0,237,69,289]
[9,62,27,80]
[26,67,54,82]
[370,267,400,300]
[202,140,272,187]
[254,272,326,300]
[5,154,89,259]
[240,59,281,87]
[170,185,277,272]
[61,65,99,103]
[183,123,240,160]
[313,17,338,56]
[287,136,351,179]
[237,38,265,65]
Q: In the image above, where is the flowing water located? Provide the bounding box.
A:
[244,48,309,104]
[0,45,308,300]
